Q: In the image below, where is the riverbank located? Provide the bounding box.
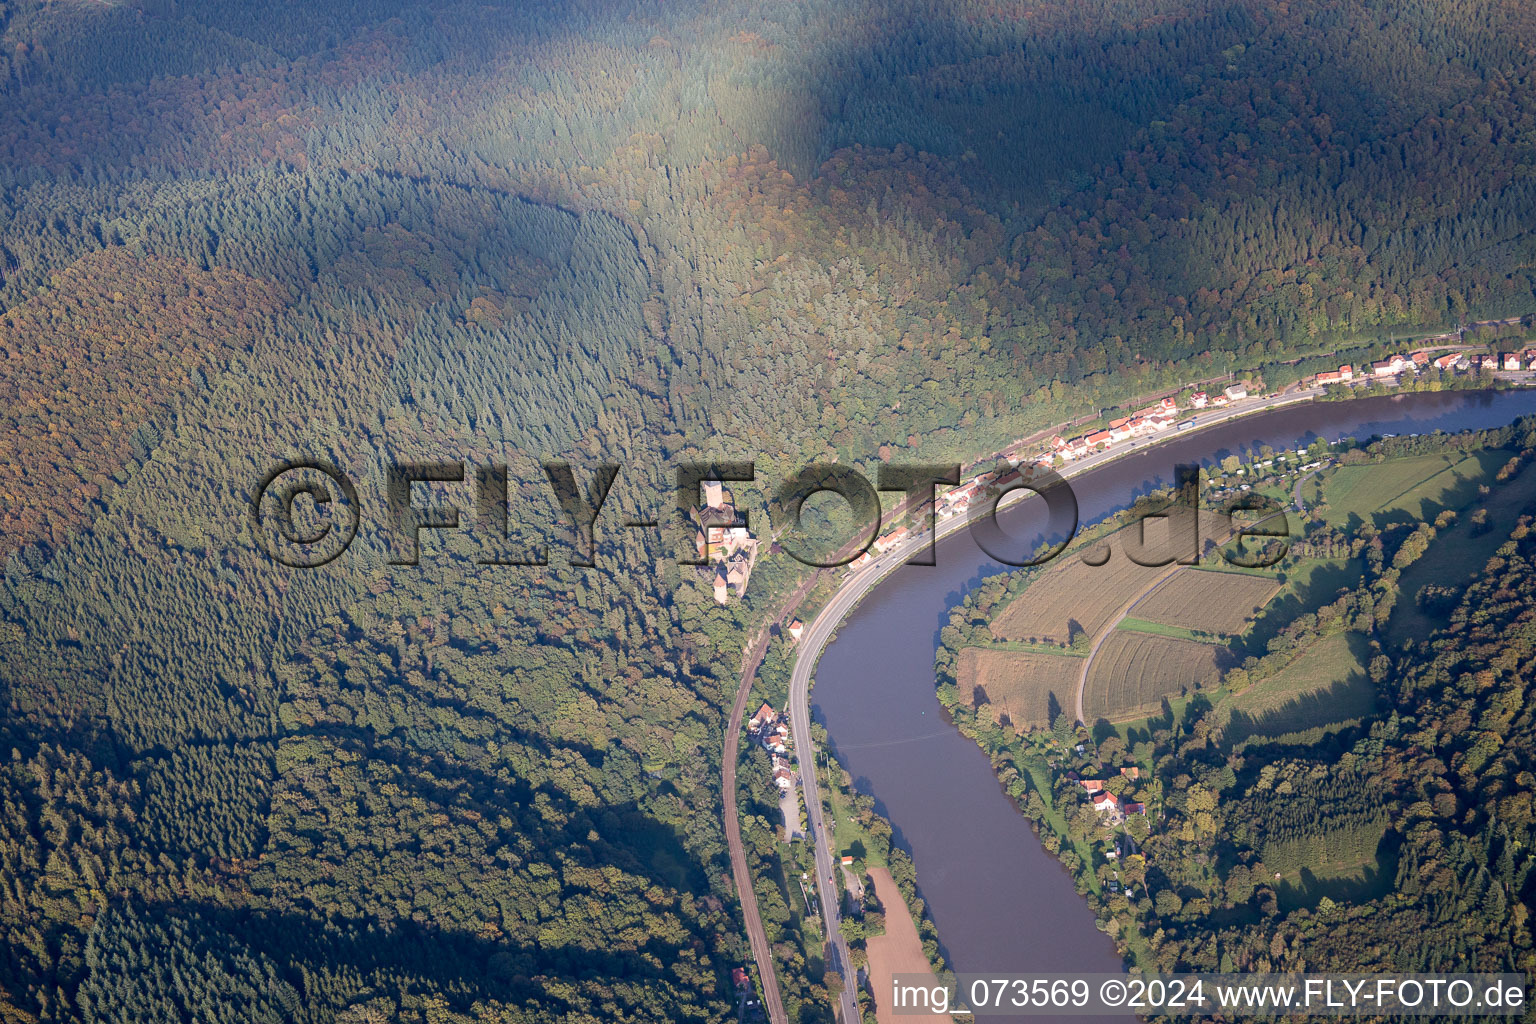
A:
[798,388,1536,1006]
[936,414,1536,979]
[732,384,1536,1021]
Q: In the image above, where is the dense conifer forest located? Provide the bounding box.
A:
[4,0,1536,1020]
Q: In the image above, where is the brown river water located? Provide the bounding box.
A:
[811,389,1536,1020]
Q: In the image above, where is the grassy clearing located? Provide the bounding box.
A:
[1237,556,1364,655]
[825,769,888,870]
[1094,687,1227,757]
[1215,632,1374,745]
[1266,817,1397,913]
[1019,758,1102,897]
[1318,451,1504,528]
[1274,849,1397,913]
[986,638,1084,657]
[1116,617,1222,643]
[957,647,1081,732]
[1388,459,1536,642]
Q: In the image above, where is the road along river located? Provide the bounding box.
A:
[804,388,1536,1019]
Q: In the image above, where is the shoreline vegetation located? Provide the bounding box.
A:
[934,416,1536,976]
[817,740,949,1021]
[740,566,948,1021]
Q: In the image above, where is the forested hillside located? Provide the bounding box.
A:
[1129,473,1536,978]
[4,0,1536,1020]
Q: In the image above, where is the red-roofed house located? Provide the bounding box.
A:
[750,702,776,731]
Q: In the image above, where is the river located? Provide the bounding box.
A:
[810,388,1536,1018]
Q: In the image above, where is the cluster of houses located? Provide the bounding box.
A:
[1048,386,1249,464]
[1462,349,1536,372]
[846,460,1050,571]
[931,463,1030,522]
[1311,348,1536,389]
[694,480,759,604]
[839,385,1259,574]
[841,462,1041,571]
[1067,767,1147,826]
[1313,356,1416,384]
[748,701,795,791]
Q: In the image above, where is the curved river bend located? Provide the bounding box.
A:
[811,390,1536,1017]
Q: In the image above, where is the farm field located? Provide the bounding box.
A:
[864,869,951,1024]
[1318,451,1505,528]
[1133,568,1282,635]
[1082,631,1224,723]
[989,511,1227,644]
[957,647,1081,732]
[1214,632,1374,745]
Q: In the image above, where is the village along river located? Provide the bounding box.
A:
[809,388,1536,1018]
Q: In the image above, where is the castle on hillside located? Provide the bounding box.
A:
[694,480,759,604]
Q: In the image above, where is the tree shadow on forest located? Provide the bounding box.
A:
[90,893,722,1019]
[2,696,711,901]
